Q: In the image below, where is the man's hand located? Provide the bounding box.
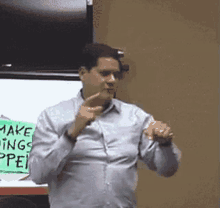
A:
[143,120,174,145]
[67,92,103,139]
[76,92,104,126]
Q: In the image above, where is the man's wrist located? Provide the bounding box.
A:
[64,129,77,143]
[159,140,172,147]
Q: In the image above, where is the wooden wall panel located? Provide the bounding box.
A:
[93,1,219,207]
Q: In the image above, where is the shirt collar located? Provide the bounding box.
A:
[76,89,121,114]
[111,99,121,113]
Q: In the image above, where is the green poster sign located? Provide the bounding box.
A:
[0,120,35,174]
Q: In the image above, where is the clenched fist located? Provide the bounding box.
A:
[143,119,174,145]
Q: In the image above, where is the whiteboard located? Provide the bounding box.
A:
[0,79,82,124]
[0,79,82,181]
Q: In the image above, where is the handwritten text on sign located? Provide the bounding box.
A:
[0,120,35,173]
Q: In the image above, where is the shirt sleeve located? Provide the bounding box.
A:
[137,111,182,177]
[28,110,75,184]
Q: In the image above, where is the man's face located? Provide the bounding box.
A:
[80,57,121,102]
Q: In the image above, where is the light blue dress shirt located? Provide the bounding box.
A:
[28,90,182,208]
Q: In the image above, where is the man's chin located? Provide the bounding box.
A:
[100,91,114,100]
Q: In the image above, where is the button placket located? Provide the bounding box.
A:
[97,117,112,207]
[97,120,108,153]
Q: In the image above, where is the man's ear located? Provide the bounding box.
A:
[79,66,88,81]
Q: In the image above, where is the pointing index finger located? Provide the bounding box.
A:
[84,92,101,106]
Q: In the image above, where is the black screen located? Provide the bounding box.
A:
[0,1,92,70]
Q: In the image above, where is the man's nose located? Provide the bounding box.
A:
[107,74,116,83]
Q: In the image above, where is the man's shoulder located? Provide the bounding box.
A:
[113,99,152,126]
[113,99,150,115]
[114,99,137,109]
[47,97,75,111]
[40,97,77,120]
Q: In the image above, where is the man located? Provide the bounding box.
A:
[28,43,182,208]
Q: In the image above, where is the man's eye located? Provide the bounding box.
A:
[100,72,110,76]
[100,71,121,79]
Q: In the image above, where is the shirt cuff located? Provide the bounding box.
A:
[158,141,172,147]
[52,133,76,158]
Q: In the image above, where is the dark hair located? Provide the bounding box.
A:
[0,196,37,208]
[81,43,124,72]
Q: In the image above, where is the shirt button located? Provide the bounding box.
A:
[107,202,110,205]
[106,182,110,185]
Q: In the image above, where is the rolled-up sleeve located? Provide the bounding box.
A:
[138,112,182,177]
[28,110,75,184]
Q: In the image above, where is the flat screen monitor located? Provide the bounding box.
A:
[0,0,92,70]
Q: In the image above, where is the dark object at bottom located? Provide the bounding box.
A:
[0,195,50,208]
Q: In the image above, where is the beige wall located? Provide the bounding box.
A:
[93,0,219,207]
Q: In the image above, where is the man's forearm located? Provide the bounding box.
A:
[154,143,181,177]
[66,118,88,142]
[29,133,75,184]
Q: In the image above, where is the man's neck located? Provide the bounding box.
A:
[81,89,112,110]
